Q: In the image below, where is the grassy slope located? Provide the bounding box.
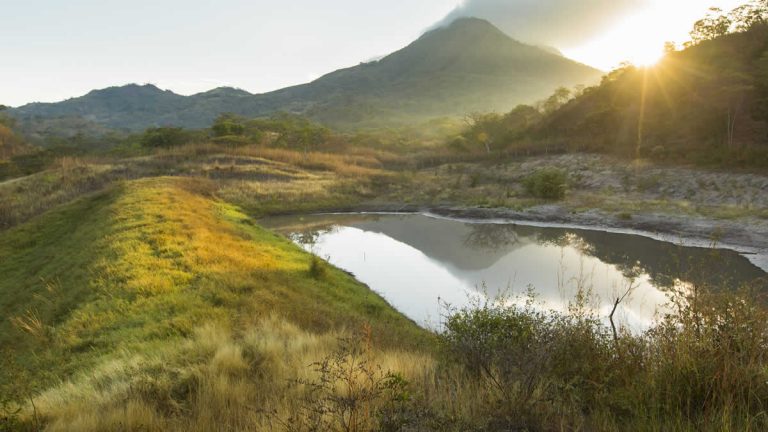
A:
[0,177,429,417]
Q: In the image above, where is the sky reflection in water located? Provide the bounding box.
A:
[263,214,766,331]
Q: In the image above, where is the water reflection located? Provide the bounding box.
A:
[262,214,767,330]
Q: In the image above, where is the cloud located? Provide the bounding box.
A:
[435,0,648,49]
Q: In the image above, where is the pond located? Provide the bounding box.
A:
[262,213,767,331]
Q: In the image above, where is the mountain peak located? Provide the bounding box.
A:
[446,17,498,30]
[83,83,177,99]
[195,87,252,98]
[12,19,602,130]
[423,16,513,43]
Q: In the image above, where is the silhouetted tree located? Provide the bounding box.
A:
[688,8,732,46]
[730,1,768,31]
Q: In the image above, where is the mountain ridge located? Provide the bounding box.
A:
[11,18,602,132]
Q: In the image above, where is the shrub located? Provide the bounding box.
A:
[140,127,190,148]
[309,255,328,280]
[522,168,567,199]
[438,284,768,430]
[439,293,617,429]
[211,135,252,147]
[211,114,246,137]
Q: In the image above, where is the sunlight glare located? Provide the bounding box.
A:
[562,0,745,71]
[563,11,666,70]
[630,47,665,68]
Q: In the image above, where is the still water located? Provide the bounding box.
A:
[262,214,766,331]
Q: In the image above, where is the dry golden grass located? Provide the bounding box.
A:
[37,317,436,432]
[152,143,389,178]
[0,142,396,230]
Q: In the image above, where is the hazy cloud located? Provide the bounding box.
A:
[436,0,647,49]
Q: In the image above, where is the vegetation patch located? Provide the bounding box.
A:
[522,168,568,199]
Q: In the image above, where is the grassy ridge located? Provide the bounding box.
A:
[0,177,429,414]
[1,144,767,430]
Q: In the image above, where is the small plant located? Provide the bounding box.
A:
[309,255,329,280]
[617,212,633,221]
[522,168,567,199]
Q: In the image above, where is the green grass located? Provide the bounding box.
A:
[0,177,429,414]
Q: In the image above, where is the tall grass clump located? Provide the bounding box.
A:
[276,327,412,432]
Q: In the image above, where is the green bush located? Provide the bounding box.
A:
[308,255,328,280]
[211,114,246,137]
[140,127,190,148]
[440,294,617,429]
[439,285,768,430]
[522,168,567,199]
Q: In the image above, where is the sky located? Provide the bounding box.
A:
[0,0,749,106]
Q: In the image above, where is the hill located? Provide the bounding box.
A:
[534,24,768,165]
[457,24,768,168]
[0,176,431,429]
[9,18,602,132]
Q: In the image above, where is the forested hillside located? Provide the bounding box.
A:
[534,24,768,165]
[458,4,768,168]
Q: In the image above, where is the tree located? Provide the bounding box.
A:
[717,71,754,149]
[503,105,542,134]
[140,127,189,148]
[729,1,768,32]
[688,8,732,46]
[463,112,505,154]
[211,113,245,137]
[0,106,15,129]
[253,113,331,151]
[541,86,572,114]
[572,84,587,98]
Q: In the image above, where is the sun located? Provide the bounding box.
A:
[625,46,665,68]
[561,9,675,71]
